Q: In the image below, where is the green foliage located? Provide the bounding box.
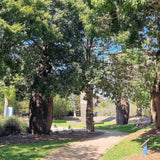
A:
[2,117,22,135]
[0,81,24,115]
[53,95,74,119]
[100,102,108,108]
[0,124,5,136]
[1,117,28,136]
[132,85,150,109]
[19,119,29,133]
[1,85,15,101]
[19,101,29,116]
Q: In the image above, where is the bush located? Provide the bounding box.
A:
[0,125,4,136]
[2,117,22,136]
[19,119,29,133]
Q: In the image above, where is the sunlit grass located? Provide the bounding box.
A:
[52,119,115,129]
[103,138,142,160]
[96,123,154,133]
[103,127,158,160]
[0,139,74,160]
[52,119,86,128]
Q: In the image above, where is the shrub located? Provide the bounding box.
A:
[19,119,29,133]
[2,117,22,136]
[0,125,4,136]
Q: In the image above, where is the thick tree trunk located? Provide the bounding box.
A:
[29,93,53,134]
[136,104,142,117]
[86,90,94,132]
[116,98,130,125]
[4,97,9,117]
[151,91,160,129]
[150,68,160,129]
[29,55,53,134]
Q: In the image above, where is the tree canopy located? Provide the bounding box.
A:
[1,0,160,132]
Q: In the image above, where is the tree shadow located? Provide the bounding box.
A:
[101,117,115,122]
[0,139,72,160]
[132,129,160,151]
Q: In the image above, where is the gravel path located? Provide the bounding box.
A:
[43,130,128,160]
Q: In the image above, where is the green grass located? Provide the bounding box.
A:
[103,135,160,160]
[52,119,155,135]
[96,123,154,133]
[0,139,74,160]
[103,127,159,160]
[134,136,160,151]
[52,119,76,126]
[103,138,142,160]
[52,119,86,128]
[52,119,115,129]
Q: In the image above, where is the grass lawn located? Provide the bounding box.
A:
[52,119,153,134]
[103,135,160,160]
[96,123,154,133]
[103,125,159,160]
[103,138,142,160]
[0,139,74,160]
[52,119,115,129]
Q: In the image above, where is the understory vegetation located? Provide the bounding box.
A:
[0,117,28,136]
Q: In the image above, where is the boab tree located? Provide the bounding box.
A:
[117,0,160,129]
[0,0,84,134]
[73,0,124,132]
[100,53,133,125]
[27,0,84,134]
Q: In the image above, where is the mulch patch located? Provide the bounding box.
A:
[0,131,103,146]
[140,128,160,137]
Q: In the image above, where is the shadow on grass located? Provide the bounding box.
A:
[0,139,73,160]
[132,129,160,151]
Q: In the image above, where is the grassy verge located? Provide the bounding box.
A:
[0,139,74,160]
[103,126,159,160]
[103,138,142,160]
[103,135,160,160]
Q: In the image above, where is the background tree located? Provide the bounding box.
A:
[73,0,124,131]
[115,0,160,129]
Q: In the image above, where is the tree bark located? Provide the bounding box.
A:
[4,97,9,117]
[86,89,94,132]
[29,55,53,134]
[150,68,160,130]
[116,98,130,125]
[136,104,142,117]
[29,93,53,134]
[151,91,160,129]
